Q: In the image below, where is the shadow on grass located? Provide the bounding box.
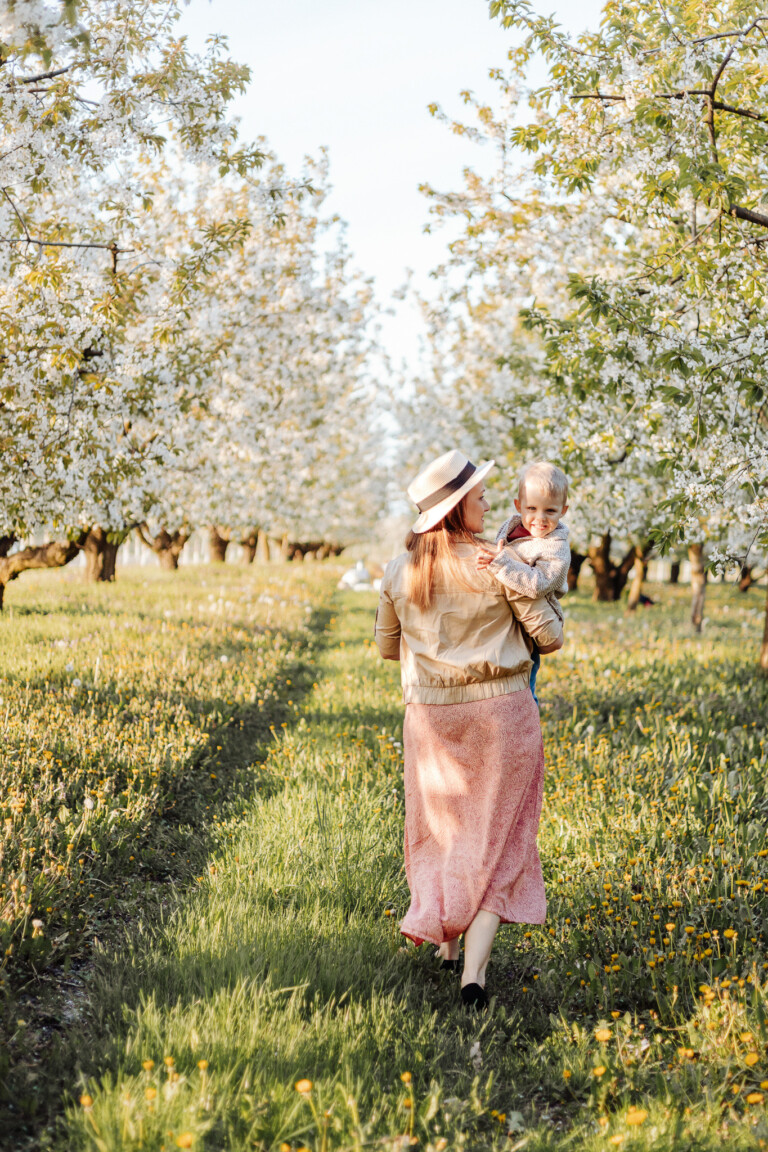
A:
[0,604,333,1149]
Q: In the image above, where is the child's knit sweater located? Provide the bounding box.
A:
[488,514,570,622]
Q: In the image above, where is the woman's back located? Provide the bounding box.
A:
[375,543,563,705]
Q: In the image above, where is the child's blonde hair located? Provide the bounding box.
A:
[519,461,569,506]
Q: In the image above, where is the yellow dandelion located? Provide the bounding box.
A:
[145,1087,157,1101]
[142,1060,154,1071]
[79,1094,93,1110]
[400,1071,412,1084]
[176,1136,195,1149]
[747,1093,764,1105]
[563,1069,572,1080]
[626,1107,648,1126]
[295,1079,313,1095]
[595,1028,612,1042]
[609,1137,624,1146]
[197,1060,208,1071]
[592,1066,607,1078]
[746,1053,760,1067]
[723,929,737,940]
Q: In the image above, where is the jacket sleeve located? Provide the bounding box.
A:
[489,547,569,598]
[374,579,401,661]
[502,587,564,650]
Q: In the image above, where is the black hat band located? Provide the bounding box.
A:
[416,461,477,512]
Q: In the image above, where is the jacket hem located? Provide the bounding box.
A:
[402,673,531,706]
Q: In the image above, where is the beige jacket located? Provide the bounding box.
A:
[374,544,564,705]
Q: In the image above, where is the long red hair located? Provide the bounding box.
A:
[404,495,486,610]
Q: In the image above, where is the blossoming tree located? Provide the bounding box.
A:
[490,0,768,663]
[136,154,384,568]
[405,0,768,662]
[0,0,260,603]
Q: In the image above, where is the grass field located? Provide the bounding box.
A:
[2,566,768,1150]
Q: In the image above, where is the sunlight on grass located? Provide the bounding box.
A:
[3,572,768,1150]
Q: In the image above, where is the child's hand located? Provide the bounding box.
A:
[476,545,499,572]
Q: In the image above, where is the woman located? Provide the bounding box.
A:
[375,449,564,1008]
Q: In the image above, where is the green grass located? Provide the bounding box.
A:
[4,571,768,1150]
[0,563,335,1142]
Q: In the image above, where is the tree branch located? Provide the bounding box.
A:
[14,66,75,84]
[572,90,766,122]
[711,100,768,123]
[134,523,154,550]
[692,30,753,44]
[708,18,767,99]
[0,237,133,254]
[1,187,31,241]
[0,533,88,588]
[730,204,768,229]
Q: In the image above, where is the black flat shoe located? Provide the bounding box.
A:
[440,959,460,973]
[461,982,488,1010]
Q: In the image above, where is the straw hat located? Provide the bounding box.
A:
[408,449,495,534]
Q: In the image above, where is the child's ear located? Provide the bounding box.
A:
[562,503,569,515]
[514,497,521,513]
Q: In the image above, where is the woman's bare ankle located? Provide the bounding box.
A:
[437,939,460,962]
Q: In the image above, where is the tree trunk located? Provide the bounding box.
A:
[739,565,753,593]
[240,529,259,564]
[157,548,177,571]
[761,583,768,676]
[83,527,119,582]
[136,525,189,570]
[669,560,681,585]
[568,550,586,592]
[0,534,86,609]
[588,534,615,601]
[280,534,290,562]
[256,530,270,563]
[209,525,230,564]
[689,543,707,632]
[626,546,649,611]
[587,534,640,601]
[0,535,15,610]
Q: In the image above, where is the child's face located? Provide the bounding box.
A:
[514,482,568,538]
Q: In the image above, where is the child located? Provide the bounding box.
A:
[477,461,570,704]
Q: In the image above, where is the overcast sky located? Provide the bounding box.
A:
[178,0,605,371]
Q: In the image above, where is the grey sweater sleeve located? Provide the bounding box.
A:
[489,546,570,598]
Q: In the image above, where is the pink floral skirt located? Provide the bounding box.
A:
[400,688,546,946]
